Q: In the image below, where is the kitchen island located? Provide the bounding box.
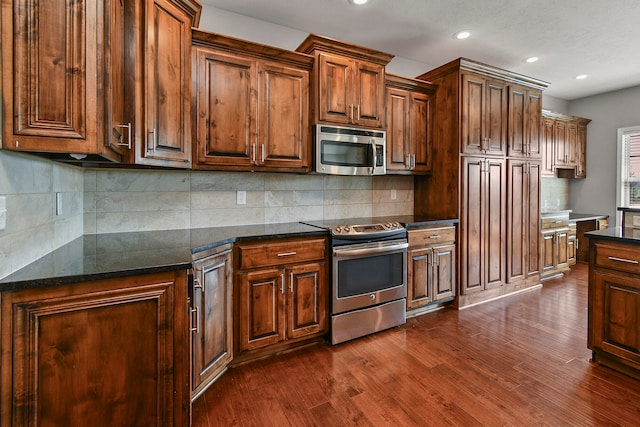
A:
[587,226,640,379]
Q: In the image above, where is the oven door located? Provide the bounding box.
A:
[332,239,408,314]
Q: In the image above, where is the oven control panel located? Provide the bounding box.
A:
[332,221,403,236]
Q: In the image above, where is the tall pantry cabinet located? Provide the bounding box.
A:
[415,58,549,308]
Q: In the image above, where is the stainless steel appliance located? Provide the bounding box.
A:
[314,125,386,175]
[303,218,408,344]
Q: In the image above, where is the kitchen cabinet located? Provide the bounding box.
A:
[508,85,543,158]
[461,73,508,156]
[568,221,577,266]
[507,160,541,283]
[133,0,200,168]
[540,213,570,279]
[385,74,436,174]
[541,110,591,178]
[1,0,200,168]
[1,0,129,162]
[192,31,313,172]
[234,237,328,362]
[589,236,640,380]
[407,225,456,312]
[461,156,507,295]
[191,244,233,400]
[415,58,548,307]
[296,34,393,129]
[0,271,189,427]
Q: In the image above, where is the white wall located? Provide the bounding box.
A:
[568,85,640,225]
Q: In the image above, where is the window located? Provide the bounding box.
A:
[617,126,640,209]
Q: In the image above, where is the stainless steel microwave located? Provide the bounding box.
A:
[314,125,386,175]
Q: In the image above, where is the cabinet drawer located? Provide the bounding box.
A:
[541,216,569,230]
[408,226,455,247]
[594,241,640,274]
[237,238,326,269]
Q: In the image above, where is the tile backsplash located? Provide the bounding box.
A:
[541,177,569,211]
[84,169,414,234]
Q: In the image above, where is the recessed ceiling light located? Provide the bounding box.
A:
[575,74,588,80]
[348,0,371,5]
[524,56,539,63]
[453,30,471,40]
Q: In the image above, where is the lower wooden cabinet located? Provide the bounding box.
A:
[0,271,189,427]
[589,238,640,379]
[191,244,233,400]
[234,237,328,361]
[407,225,456,313]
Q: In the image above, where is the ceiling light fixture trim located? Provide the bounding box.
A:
[525,56,539,63]
[575,74,588,80]
[453,30,471,40]
[348,0,371,5]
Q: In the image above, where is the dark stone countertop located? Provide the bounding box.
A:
[585,226,640,244]
[0,217,458,292]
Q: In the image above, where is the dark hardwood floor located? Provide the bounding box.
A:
[192,263,640,426]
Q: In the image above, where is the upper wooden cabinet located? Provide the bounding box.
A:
[508,85,543,158]
[297,34,393,129]
[1,0,129,162]
[385,74,436,174]
[541,110,591,178]
[1,0,200,167]
[461,73,508,156]
[192,31,313,172]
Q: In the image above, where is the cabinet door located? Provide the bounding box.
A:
[461,74,506,155]
[566,123,579,166]
[591,271,640,361]
[508,86,542,158]
[576,125,587,178]
[557,231,569,269]
[0,272,188,427]
[541,232,556,273]
[238,268,285,351]
[407,247,433,308]
[286,262,327,340]
[139,0,192,167]
[386,87,412,172]
[433,244,456,301]
[411,91,432,173]
[554,121,568,166]
[317,53,353,125]
[568,237,577,266]
[461,157,485,294]
[259,63,310,170]
[527,91,543,158]
[485,157,507,288]
[541,118,556,177]
[193,49,257,169]
[353,61,385,128]
[507,160,527,283]
[192,248,233,397]
[526,162,541,278]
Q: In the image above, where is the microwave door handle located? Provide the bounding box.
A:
[370,139,376,174]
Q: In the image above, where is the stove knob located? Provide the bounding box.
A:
[335,226,342,233]
[345,226,351,232]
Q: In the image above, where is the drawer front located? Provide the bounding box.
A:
[594,241,640,274]
[541,216,569,230]
[238,238,326,269]
[408,226,455,247]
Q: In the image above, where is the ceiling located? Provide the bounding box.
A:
[200,0,640,100]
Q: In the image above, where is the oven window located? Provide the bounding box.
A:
[337,252,404,298]
[321,140,372,167]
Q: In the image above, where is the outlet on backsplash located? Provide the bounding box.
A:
[390,189,397,200]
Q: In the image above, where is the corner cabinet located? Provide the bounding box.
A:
[0,271,189,427]
[192,31,313,172]
[407,225,457,314]
[296,34,393,129]
[589,236,640,380]
[191,245,233,400]
[0,0,200,167]
[385,74,436,174]
[233,237,328,364]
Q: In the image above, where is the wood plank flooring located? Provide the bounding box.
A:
[192,263,640,426]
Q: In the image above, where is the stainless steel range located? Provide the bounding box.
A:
[302,218,408,344]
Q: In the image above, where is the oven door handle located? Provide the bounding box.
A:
[333,241,408,258]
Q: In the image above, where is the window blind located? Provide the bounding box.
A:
[623,131,640,205]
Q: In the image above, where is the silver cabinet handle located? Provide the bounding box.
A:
[280,274,285,294]
[277,251,297,257]
[289,272,294,293]
[148,128,157,151]
[261,144,265,163]
[190,307,199,334]
[356,104,360,121]
[608,256,639,265]
[429,235,440,239]
[115,123,132,149]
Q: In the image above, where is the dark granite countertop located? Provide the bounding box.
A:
[585,226,640,244]
[569,213,609,222]
[0,216,459,292]
[0,222,327,292]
